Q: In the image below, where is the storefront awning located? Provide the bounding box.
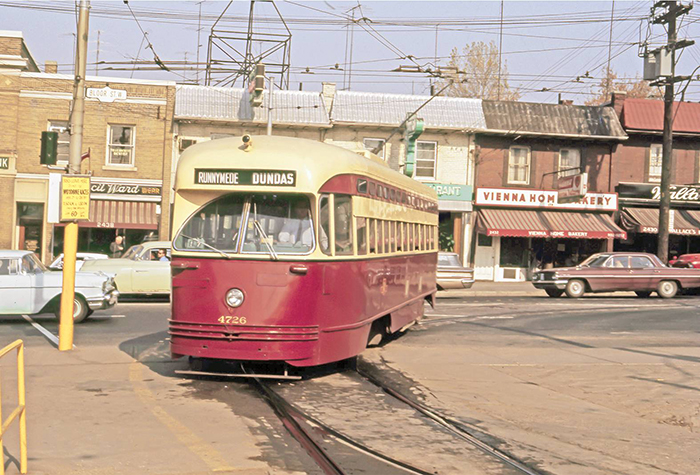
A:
[620,207,700,236]
[477,209,627,239]
[56,200,158,230]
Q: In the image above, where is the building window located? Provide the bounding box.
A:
[414,141,437,180]
[48,121,70,165]
[508,146,530,185]
[363,138,385,160]
[649,144,662,183]
[559,148,580,178]
[108,125,135,166]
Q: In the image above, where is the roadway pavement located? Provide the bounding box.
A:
[0,289,696,474]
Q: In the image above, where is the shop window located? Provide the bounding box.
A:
[363,138,386,160]
[357,217,367,255]
[499,237,528,267]
[649,144,662,183]
[478,234,493,247]
[414,141,437,180]
[179,138,197,152]
[508,146,530,185]
[108,125,135,166]
[48,121,70,165]
[334,195,353,255]
[559,149,580,178]
[319,195,332,255]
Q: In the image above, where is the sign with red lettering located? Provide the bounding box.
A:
[475,187,618,211]
[557,173,588,203]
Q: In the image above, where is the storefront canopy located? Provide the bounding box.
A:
[477,209,626,239]
[56,200,158,230]
[620,207,700,236]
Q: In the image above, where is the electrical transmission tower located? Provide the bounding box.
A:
[204,0,291,89]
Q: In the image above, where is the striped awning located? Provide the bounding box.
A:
[477,209,626,239]
[58,200,158,230]
[620,207,700,236]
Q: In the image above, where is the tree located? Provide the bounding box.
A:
[585,69,663,105]
[435,41,520,101]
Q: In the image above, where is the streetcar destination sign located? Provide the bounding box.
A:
[195,169,296,187]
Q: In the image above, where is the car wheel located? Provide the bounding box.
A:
[54,295,90,323]
[565,279,585,298]
[635,291,652,298]
[545,289,564,298]
[657,280,678,299]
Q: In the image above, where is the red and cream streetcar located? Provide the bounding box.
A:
[169,135,438,373]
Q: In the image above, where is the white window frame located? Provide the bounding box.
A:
[48,120,70,166]
[649,144,662,183]
[413,140,437,181]
[363,138,386,160]
[106,124,136,167]
[558,148,580,178]
[508,146,531,185]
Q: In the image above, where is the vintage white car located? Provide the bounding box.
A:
[0,250,118,322]
[80,241,171,295]
[49,252,109,271]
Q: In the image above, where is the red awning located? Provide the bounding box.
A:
[56,200,158,230]
[477,209,626,239]
[620,207,700,236]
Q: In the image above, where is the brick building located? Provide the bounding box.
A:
[471,100,628,281]
[173,83,483,264]
[609,92,700,257]
[0,31,176,263]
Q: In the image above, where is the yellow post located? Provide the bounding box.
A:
[58,222,77,351]
[17,342,27,474]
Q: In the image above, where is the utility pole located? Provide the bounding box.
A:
[650,0,694,263]
[267,76,274,135]
[95,30,100,76]
[60,0,89,351]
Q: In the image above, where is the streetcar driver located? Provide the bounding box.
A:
[278,200,313,247]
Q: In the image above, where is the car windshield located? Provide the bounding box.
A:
[22,253,47,273]
[174,193,315,255]
[579,254,610,268]
[121,245,143,260]
[438,254,461,267]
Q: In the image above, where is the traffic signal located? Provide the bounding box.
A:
[248,63,265,107]
[40,131,58,165]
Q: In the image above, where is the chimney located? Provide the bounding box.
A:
[45,61,58,74]
[610,90,627,117]
[321,82,336,116]
[558,97,574,106]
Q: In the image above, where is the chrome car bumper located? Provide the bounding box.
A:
[87,289,119,310]
[437,277,476,289]
[532,280,568,290]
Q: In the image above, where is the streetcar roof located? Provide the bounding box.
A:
[174,135,438,200]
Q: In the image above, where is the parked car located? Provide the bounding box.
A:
[0,250,118,322]
[669,254,700,268]
[437,252,475,290]
[49,252,109,271]
[532,252,700,299]
[80,241,171,295]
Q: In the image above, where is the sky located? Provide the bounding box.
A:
[3,0,700,103]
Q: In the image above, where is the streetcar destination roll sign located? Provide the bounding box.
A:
[195,169,296,187]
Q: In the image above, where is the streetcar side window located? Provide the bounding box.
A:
[369,219,377,254]
[356,216,367,255]
[173,194,246,252]
[397,222,404,252]
[334,195,353,255]
[319,195,332,255]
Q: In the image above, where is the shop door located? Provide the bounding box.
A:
[474,233,496,281]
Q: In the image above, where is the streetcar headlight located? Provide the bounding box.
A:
[225,288,245,307]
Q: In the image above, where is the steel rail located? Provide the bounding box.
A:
[250,376,434,475]
[356,364,544,475]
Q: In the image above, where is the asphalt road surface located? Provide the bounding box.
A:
[0,294,697,474]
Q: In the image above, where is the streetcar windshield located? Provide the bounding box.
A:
[173,193,316,255]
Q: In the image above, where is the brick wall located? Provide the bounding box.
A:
[0,37,23,56]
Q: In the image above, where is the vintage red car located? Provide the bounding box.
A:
[669,254,700,268]
[532,252,700,298]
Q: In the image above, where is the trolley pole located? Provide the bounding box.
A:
[59,0,89,351]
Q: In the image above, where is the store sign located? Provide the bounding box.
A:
[60,175,91,221]
[475,187,618,211]
[90,182,161,198]
[557,173,588,203]
[195,169,297,187]
[617,182,700,204]
[424,183,473,201]
[86,86,127,103]
[0,157,9,170]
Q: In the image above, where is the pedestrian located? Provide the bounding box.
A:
[110,235,124,258]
